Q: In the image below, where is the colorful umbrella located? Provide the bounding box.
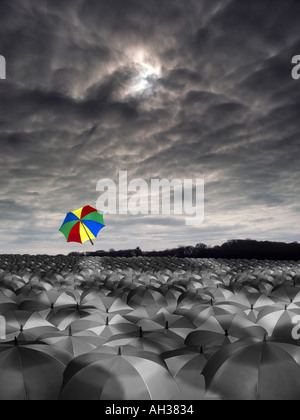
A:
[59,205,105,245]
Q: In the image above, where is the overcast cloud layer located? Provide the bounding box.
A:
[0,0,299,254]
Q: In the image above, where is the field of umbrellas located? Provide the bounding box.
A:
[1,254,300,400]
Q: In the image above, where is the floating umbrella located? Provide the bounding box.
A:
[203,339,300,400]
[59,346,180,400]
[0,339,72,400]
[59,205,105,245]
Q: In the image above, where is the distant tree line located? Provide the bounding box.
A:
[69,240,300,261]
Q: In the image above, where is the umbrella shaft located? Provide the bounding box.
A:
[81,221,94,245]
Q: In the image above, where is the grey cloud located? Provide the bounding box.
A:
[0,0,299,254]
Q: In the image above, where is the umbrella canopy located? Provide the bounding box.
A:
[137,313,195,340]
[19,290,77,312]
[0,339,72,400]
[38,326,106,357]
[59,205,105,245]
[123,306,163,322]
[127,286,168,309]
[59,346,180,400]
[46,304,97,330]
[185,315,267,348]
[79,315,139,340]
[80,292,133,314]
[3,310,59,341]
[203,340,300,400]
[226,293,276,311]
[270,287,300,305]
[177,290,208,310]
[162,347,207,400]
[257,303,300,341]
[105,327,181,354]
[0,291,18,313]
[177,301,244,327]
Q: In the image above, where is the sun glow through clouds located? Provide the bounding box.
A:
[127,49,161,95]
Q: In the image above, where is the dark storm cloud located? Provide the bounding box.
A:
[0,0,299,253]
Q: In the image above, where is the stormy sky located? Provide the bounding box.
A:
[0,0,300,255]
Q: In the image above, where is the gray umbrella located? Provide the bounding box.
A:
[59,346,180,400]
[0,339,72,400]
[203,339,300,400]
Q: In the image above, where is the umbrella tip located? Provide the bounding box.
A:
[200,347,204,355]
[106,308,109,313]
[251,304,254,310]
[69,326,72,337]
[20,325,23,332]
[263,334,268,343]
[139,327,143,338]
[225,329,229,337]
[106,317,109,326]
[165,321,169,330]
[14,337,18,347]
[76,303,80,311]
[285,304,288,311]
[118,347,122,356]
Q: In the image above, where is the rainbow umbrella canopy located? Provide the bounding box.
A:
[59,206,105,245]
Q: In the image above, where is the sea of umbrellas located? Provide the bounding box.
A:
[0,254,300,400]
